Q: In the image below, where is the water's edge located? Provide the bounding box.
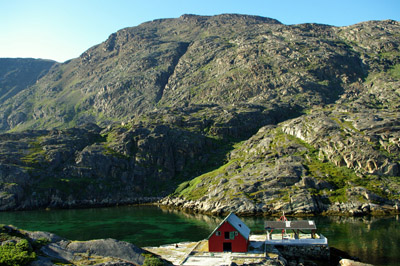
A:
[1,205,398,266]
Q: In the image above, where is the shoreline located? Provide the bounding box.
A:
[1,208,397,265]
[156,199,400,217]
[1,198,399,218]
[1,225,368,266]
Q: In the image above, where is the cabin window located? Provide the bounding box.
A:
[216,231,221,236]
[224,231,237,239]
[225,232,230,239]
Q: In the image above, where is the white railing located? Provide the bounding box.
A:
[265,234,328,246]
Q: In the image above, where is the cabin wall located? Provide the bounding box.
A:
[208,221,248,252]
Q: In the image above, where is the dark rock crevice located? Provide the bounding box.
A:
[155,41,190,104]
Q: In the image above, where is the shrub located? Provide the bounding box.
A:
[0,239,36,266]
[143,255,164,266]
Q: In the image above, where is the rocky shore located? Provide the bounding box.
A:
[159,196,400,217]
[0,225,159,266]
[0,225,373,266]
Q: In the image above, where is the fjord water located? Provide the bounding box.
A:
[0,206,398,266]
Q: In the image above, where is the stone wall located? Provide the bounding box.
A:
[275,244,330,261]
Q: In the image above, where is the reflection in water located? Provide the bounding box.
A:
[158,205,223,226]
[0,206,398,266]
[312,215,399,266]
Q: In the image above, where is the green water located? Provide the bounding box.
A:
[0,206,221,246]
[0,205,399,266]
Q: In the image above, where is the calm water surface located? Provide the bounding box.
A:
[0,205,398,266]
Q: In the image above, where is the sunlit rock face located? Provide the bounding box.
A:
[0,15,399,214]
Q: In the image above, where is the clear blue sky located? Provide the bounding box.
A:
[1,0,399,62]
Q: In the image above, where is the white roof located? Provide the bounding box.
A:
[208,212,251,240]
[265,220,317,230]
[226,213,251,239]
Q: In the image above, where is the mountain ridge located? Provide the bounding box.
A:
[0,14,399,215]
[0,13,375,131]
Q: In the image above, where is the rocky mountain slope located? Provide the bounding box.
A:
[0,58,56,104]
[0,14,399,214]
[0,14,368,131]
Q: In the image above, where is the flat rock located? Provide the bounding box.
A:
[339,258,374,266]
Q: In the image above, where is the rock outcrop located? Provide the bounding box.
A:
[0,225,154,266]
[164,124,399,215]
[0,121,210,210]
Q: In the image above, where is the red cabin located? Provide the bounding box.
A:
[208,212,250,252]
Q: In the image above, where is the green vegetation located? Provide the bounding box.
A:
[379,51,400,61]
[389,64,400,80]
[286,133,353,202]
[173,159,237,200]
[0,239,36,266]
[143,254,164,266]
[20,139,47,165]
[173,171,212,201]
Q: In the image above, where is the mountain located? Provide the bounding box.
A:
[0,14,366,131]
[0,58,56,104]
[0,58,57,129]
[0,14,399,215]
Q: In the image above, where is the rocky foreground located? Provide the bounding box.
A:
[1,225,373,266]
[0,225,157,266]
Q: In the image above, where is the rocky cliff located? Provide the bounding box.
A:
[0,14,399,214]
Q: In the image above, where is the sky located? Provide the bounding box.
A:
[1,0,399,62]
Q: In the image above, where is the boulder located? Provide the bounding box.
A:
[67,239,145,265]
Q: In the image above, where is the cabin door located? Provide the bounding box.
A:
[223,242,232,252]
